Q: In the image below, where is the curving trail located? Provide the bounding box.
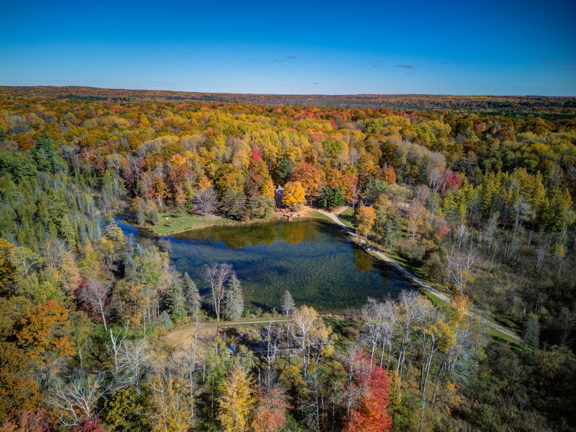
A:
[314,207,522,343]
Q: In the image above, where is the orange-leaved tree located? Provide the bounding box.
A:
[17,300,75,363]
[356,206,376,237]
[344,354,392,432]
[251,384,290,432]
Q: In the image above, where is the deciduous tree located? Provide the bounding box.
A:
[218,365,255,432]
[282,182,306,208]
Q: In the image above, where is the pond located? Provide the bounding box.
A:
[118,218,415,312]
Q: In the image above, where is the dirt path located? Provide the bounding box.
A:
[163,316,293,356]
[332,206,351,216]
[315,208,522,343]
[163,208,521,352]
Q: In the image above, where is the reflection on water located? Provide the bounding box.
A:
[119,218,414,312]
[176,219,320,249]
[353,247,372,273]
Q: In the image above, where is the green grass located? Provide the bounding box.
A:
[309,211,336,223]
[152,212,281,235]
[337,207,356,228]
[379,248,426,280]
[422,289,447,308]
[487,327,522,347]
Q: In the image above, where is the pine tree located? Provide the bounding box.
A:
[167,281,187,323]
[183,272,201,320]
[224,275,244,320]
[523,315,540,349]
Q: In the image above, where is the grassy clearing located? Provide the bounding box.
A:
[217,316,292,327]
[422,289,447,309]
[337,207,356,228]
[487,327,523,347]
[309,210,336,223]
[152,213,238,235]
[152,212,280,235]
[382,249,426,279]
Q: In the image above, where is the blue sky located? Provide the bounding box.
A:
[1,0,575,95]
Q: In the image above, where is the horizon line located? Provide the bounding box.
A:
[1,84,574,98]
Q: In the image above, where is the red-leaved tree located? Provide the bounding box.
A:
[74,279,110,331]
[0,409,51,432]
[70,417,107,432]
[251,384,290,432]
[344,354,392,432]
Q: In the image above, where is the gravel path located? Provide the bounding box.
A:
[314,208,522,343]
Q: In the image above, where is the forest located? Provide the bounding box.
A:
[0,87,575,432]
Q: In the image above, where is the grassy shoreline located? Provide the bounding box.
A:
[131,209,334,237]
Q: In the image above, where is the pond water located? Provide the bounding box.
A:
[118,218,414,312]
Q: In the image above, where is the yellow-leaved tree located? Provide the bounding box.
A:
[356,206,376,237]
[218,365,255,432]
[282,181,306,208]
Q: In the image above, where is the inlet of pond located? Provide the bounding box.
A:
[118,218,415,313]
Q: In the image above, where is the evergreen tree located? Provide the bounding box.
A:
[183,272,201,319]
[166,280,187,323]
[31,134,65,174]
[318,186,346,210]
[224,275,244,320]
[274,159,292,185]
[523,315,540,349]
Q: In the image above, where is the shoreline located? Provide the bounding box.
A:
[126,209,330,237]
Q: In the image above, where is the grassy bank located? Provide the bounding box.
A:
[337,207,355,228]
[149,212,282,236]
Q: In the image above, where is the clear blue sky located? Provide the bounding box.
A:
[1,0,575,95]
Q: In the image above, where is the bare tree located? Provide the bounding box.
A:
[78,279,110,331]
[417,308,441,432]
[193,187,218,216]
[376,300,398,368]
[560,305,576,346]
[415,184,431,204]
[262,322,282,389]
[203,263,234,321]
[446,243,478,294]
[117,339,149,385]
[397,291,430,378]
[536,241,550,273]
[293,306,317,379]
[281,290,296,316]
[180,318,201,419]
[47,374,103,427]
[361,298,382,367]
[107,327,127,375]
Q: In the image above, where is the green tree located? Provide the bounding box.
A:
[318,186,346,210]
[183,273,201,320]
[167,280,187,323]
[274,159,292,185]
[224,275,244,320]
[523,315,540,349]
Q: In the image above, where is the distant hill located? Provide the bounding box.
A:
[1,85,575,114]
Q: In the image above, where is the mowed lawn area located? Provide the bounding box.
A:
[152,212,282,235]
[337,207,355,228]
[152,213,239,235]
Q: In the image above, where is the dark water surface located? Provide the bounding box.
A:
[119,219,414,312]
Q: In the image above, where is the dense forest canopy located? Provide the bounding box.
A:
[2,85,576,113]
[0,87,575,431]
